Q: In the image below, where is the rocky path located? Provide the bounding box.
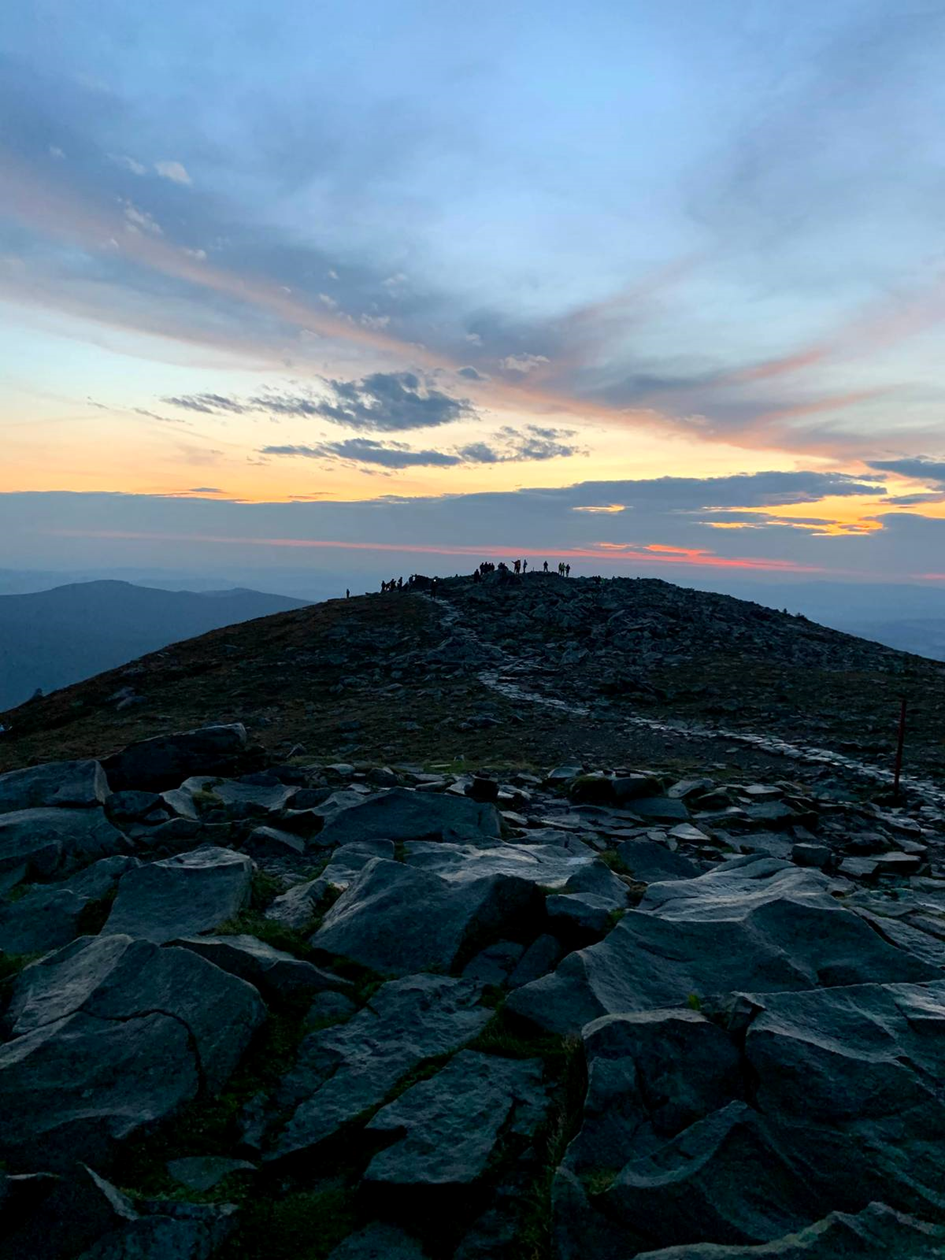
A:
[421,590,945,808]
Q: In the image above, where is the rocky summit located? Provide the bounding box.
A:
[1,574,945,1258]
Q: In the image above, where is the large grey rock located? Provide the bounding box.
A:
[262,841,396,931]
[173,934,350,1002]
[615,840,701,883]
[403,837,595,887]
[0,856,140,955]
[633,1203,945,1258]
[637,855,840,920]
[104,846,253,943]
[184,776,298,814]
[365,1050,546,1187]
[558,982,945,1254]
[0,760,108,813]
[0,933,265,1169]
[0,808,129,888]
[317,787,501,847]
[565,1009,744,1177]
[271,975,490,1159]
[561,1102,818,1250]
[311,858,542,976]
[545,893,617,940]
[102,723,248,791]
[507,888,938,1035]
[741,980,945,1220]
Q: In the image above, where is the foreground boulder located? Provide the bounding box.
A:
[311,858,543,976]
[316,787,501,847]
[0,934,265,1170]
[364,1050,547,1190]
[0,808,129,890]
[557,980,945,1254]
[507,859,938,1035]
[102,723,248,791]
[104,845,253,943]
[0,855,139,954]
[271,975,491,1160]
[0,759,109,813]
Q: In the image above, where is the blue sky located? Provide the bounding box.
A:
[2,1,945,584]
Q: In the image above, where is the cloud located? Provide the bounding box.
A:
[123,201,163,235]
[5,473,945,585]
[254,372,474,432]
[262,424,581,469]
[155,160,192,185]
[457,366,487,381]
[866,456,945,487]
[457,425,581,464]
[499,353,549,375]
[262,439,462,468]
[113,154,147,176]
[187,486,222,493]
[133,407,187,424]
[164,393,249,414]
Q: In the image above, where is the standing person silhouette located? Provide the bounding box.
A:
[543,560,548,572]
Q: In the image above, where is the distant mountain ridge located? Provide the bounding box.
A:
[0,580,308,709]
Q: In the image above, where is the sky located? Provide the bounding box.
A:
[2,0,945,591]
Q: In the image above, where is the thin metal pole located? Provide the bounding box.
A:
[893,698,907,801]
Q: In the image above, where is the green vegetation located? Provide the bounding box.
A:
[221,1186,358,1260]
[0,951,42,985]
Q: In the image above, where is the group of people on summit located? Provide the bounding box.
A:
[371,560,574,597]
[472,559,571,581]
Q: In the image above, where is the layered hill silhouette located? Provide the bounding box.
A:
[0,580,308,711]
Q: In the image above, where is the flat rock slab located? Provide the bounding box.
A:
[0,808,129,886]
[626,797,691,824]
[403,838,595,887]
[103,724,248,791]
[0,759,108,813]
[637,855,841,920]
[105,845,253,943]
[317,787,501,847]
[365,1050,546,1187]
[311,858,542,976]
[507,888,938,1036]
[185,777,299,814]
[0,933,264,1170]
[271,975,490,1160]
[616,840,701,884]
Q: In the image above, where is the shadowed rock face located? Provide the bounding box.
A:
[0,709,944,1258]
[102,723,249,790]
[0,933,265,1171]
